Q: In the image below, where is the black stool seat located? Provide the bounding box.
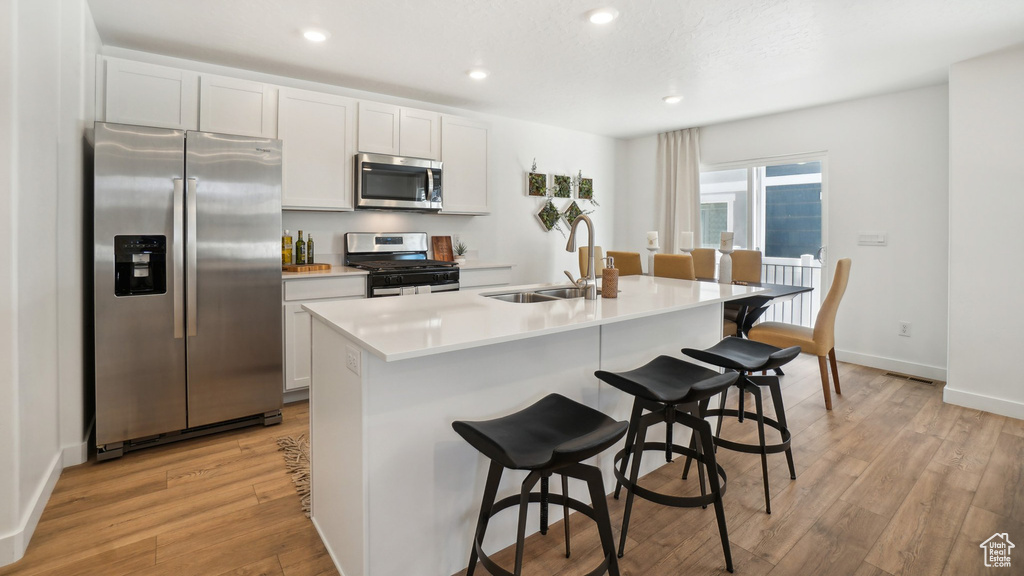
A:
[453,393,627,471]
[596,356,738,572]
[682,336,800,373]
[682,337,801,515]
[595,355,737,405]
[454,394,627,576]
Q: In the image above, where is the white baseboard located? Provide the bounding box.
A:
[837,349,947,382]
[61,417,94,468]
[0,452,63,567]
[943,387,1024,421]
[284,388,309,404]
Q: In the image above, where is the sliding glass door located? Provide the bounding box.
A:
[699,158,826,326]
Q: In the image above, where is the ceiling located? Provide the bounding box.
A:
[86,0,1024,139]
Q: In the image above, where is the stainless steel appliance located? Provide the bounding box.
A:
[92,122,283,460]
[345,232,459,297]
[355,153,442,211]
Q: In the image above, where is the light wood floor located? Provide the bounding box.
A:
[2,357,1021,576]
[454,356,1024,576]
[0,401,339,576]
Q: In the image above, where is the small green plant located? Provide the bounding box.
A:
[454,240,469,256]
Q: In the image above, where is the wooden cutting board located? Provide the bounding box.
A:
[282,263,332,273]
[431,236,454,262]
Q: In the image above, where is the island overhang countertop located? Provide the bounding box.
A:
[302,275,762,362]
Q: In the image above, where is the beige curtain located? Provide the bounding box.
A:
[655,128,701,253]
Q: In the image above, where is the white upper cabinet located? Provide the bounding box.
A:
[358,102,440,160]
[278,88,356,211]
[357,102,400,155]
[103,58,199,130]
[440,115,490,215]
[199,74,277,138]
[399,108,441,160]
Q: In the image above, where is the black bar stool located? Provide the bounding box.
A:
[682,337,801,514]
[453,393,628,576]
[595,356,739,572]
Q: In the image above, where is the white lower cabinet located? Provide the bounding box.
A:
[284,303,314,391]
[283,275,366,391]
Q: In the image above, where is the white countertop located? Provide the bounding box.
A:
[303,275,761,362]
[282,265,368,280]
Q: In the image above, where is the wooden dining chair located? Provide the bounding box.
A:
[579,246,604,278]
[690,248,716,280]
[606,251,643,276]
[653,254,696,280]
[748,258,852,410]
[730,250,762,283]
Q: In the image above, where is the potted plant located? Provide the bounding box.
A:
[454,240,469,264]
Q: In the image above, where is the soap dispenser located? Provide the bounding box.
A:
[601,256,618,298]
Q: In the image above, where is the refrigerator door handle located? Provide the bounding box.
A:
[186,177,198,337]
[172,178,185,339]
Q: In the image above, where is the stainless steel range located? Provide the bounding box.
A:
[345,232,459,297]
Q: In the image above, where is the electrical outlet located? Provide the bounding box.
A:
[345,345,361,375]
[899,321,912,337]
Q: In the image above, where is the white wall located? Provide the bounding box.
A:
[0,0,99,566]
[57,0,101,467]
[102,47,620,287]
[621,86,951,380]
[614,135,658,260]
[946,43,1024,419]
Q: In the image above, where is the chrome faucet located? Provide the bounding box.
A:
[564,214,597,300]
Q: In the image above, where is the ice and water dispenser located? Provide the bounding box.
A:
[114,235,167,296]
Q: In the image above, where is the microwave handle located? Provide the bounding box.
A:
[426,169,434,201]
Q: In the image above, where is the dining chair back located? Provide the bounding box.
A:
[606,251,643,276]
[653,254,695,280]
[690,248,716,279]
[579,246,604,278]
[748,258,852,410]
[731,250,762,283]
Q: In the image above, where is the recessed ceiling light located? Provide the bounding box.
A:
[302,29,329,42]
[662,95,683,104]
[588,7,619,24]
[468,69,489,80]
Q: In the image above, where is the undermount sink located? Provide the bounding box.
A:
[532,286,600,299]
[483,285,599,303]
[485,291,563,303]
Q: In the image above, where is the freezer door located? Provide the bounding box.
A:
[185,131,283,427]
[93,122,188,445]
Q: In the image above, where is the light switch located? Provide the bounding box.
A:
[857,231,887,246]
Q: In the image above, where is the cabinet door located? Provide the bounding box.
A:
[440,115,490,214]
[399,107,441,160]
[357,101,400,155]
[200,74,277,138]
[284,303,312,391]
[278,88,356,211]
[104,58,199,130]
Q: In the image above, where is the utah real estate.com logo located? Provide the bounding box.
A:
[980,533,1014,568]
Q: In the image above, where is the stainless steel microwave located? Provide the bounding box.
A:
[355,152,442,211]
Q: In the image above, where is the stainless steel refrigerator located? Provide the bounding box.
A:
[92,122,282,460]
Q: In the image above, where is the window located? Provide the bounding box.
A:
[699,158,824,328]
[699,160,822,259]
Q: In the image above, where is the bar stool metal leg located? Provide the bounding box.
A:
[467,461,504,576]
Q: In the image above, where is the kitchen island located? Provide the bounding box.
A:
[303,275,760,576]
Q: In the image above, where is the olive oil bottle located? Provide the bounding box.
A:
[295,230,306,265]
[307,234,315,265]
[282,230,293,265]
